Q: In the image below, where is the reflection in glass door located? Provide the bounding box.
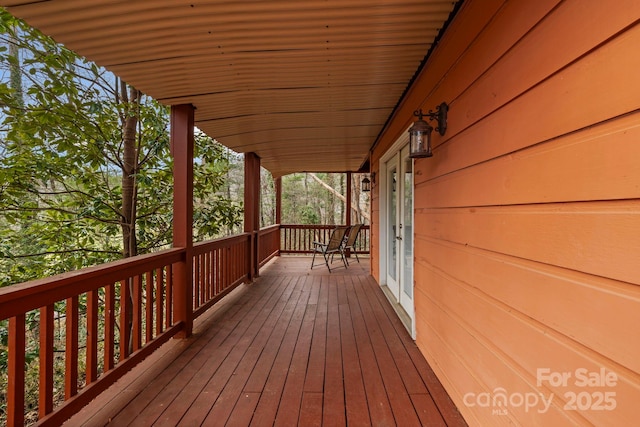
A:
[386,163,399,298]
[384,145,414,330]
[399,146,413,316]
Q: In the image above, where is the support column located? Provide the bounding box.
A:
[275,176,282,255]
[244,152,261,280]
[275,176,282,225]
[346,172,352,257]
[346,172,352,227]
[171,104,194,338]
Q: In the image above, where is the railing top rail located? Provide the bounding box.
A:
[258,224,281,234]
[193,232,251,255]
[0,247,185,321]
[281,224,338,229]
[280,224,370,228]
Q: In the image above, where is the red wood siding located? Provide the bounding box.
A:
[371,0,640,425]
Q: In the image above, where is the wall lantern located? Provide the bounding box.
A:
[361,176,371,192]
[408,102,448,158]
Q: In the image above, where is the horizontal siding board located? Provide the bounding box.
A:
[444,0,640,141]
[374,0,506,157]
[414,294,579,427]
[415,202,640,285]
[414,267,640,427]
[424,21,640,179]
[426,0,561,131]
[442,0,560,99]
[415,237,640,374]
[415,112,640,207]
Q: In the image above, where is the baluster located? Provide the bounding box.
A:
[133,275,142,352]
[86,289,99,384]
[145,271,153,344]
[104,283,115,371]
[39,305,55,418]
[166,265,173,327]
[205,251,211,301]
[120,279,131,360]
[8,314,26,427]
[65,296,79,399]
[155,268,164,335]
[193,255,200,310]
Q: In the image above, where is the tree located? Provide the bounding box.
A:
[0,10,241,287]
[0,11,243,423]
[279,172,369,225]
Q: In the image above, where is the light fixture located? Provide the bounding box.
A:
[361,176,371,192]
[408,102,448,158]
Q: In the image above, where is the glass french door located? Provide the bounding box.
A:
[385,145,414,320]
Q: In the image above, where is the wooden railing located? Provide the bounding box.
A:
[0,224,369,425]
[0,231,255,426]
[192,234,250,319]
[280,224,370,254]
[258,224,280,267]
[0,248,186,426]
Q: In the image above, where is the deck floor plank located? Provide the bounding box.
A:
[322,276,347,426]
[64,257,465,427]
[273,277,319,427]
[299,392,323,427]
[368,276,469,427]
[156,276,294,426]
[339,280,371,426]
[226,392,261,427]
[360,277,430,396]
[344,276,397,426]
[352,276,423,426]
[123,277,279,426]
[248,278,312,426]
[176,277,302,426]
[303,277,328,393]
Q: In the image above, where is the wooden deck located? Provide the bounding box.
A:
[66,257,466,427]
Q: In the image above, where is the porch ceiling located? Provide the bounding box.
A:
[4,0,458,177]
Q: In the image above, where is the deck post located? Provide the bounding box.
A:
[346,172,352,227]
[275,176,282,225]
[346,172,352,257]
[275,177,282,255]
[171,104,194,338]
[244,152,261,280]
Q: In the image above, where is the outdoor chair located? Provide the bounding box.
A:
[342,223,364,265]
[311,226,350,272]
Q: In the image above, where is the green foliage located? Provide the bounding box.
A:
[0,10,243,424]
[192,132,242,239]
[0,10,242,287]
[299,205,320,224]
[281,173,343,224]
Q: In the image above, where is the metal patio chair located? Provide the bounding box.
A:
[311,225,350,272]
[341,223,364,265]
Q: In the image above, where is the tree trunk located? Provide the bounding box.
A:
[308,173,370,221]
[327,174,335,225]
[354,175,363,223]
[119,83,141,355]
[340,174,345,224]
[8,29,24,110]
[120,83,141,259]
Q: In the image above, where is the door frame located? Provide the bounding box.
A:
[379,130,416,338]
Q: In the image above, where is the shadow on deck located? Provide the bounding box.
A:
[66,257,466,426]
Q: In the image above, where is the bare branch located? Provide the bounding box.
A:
[6,248,120,258]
